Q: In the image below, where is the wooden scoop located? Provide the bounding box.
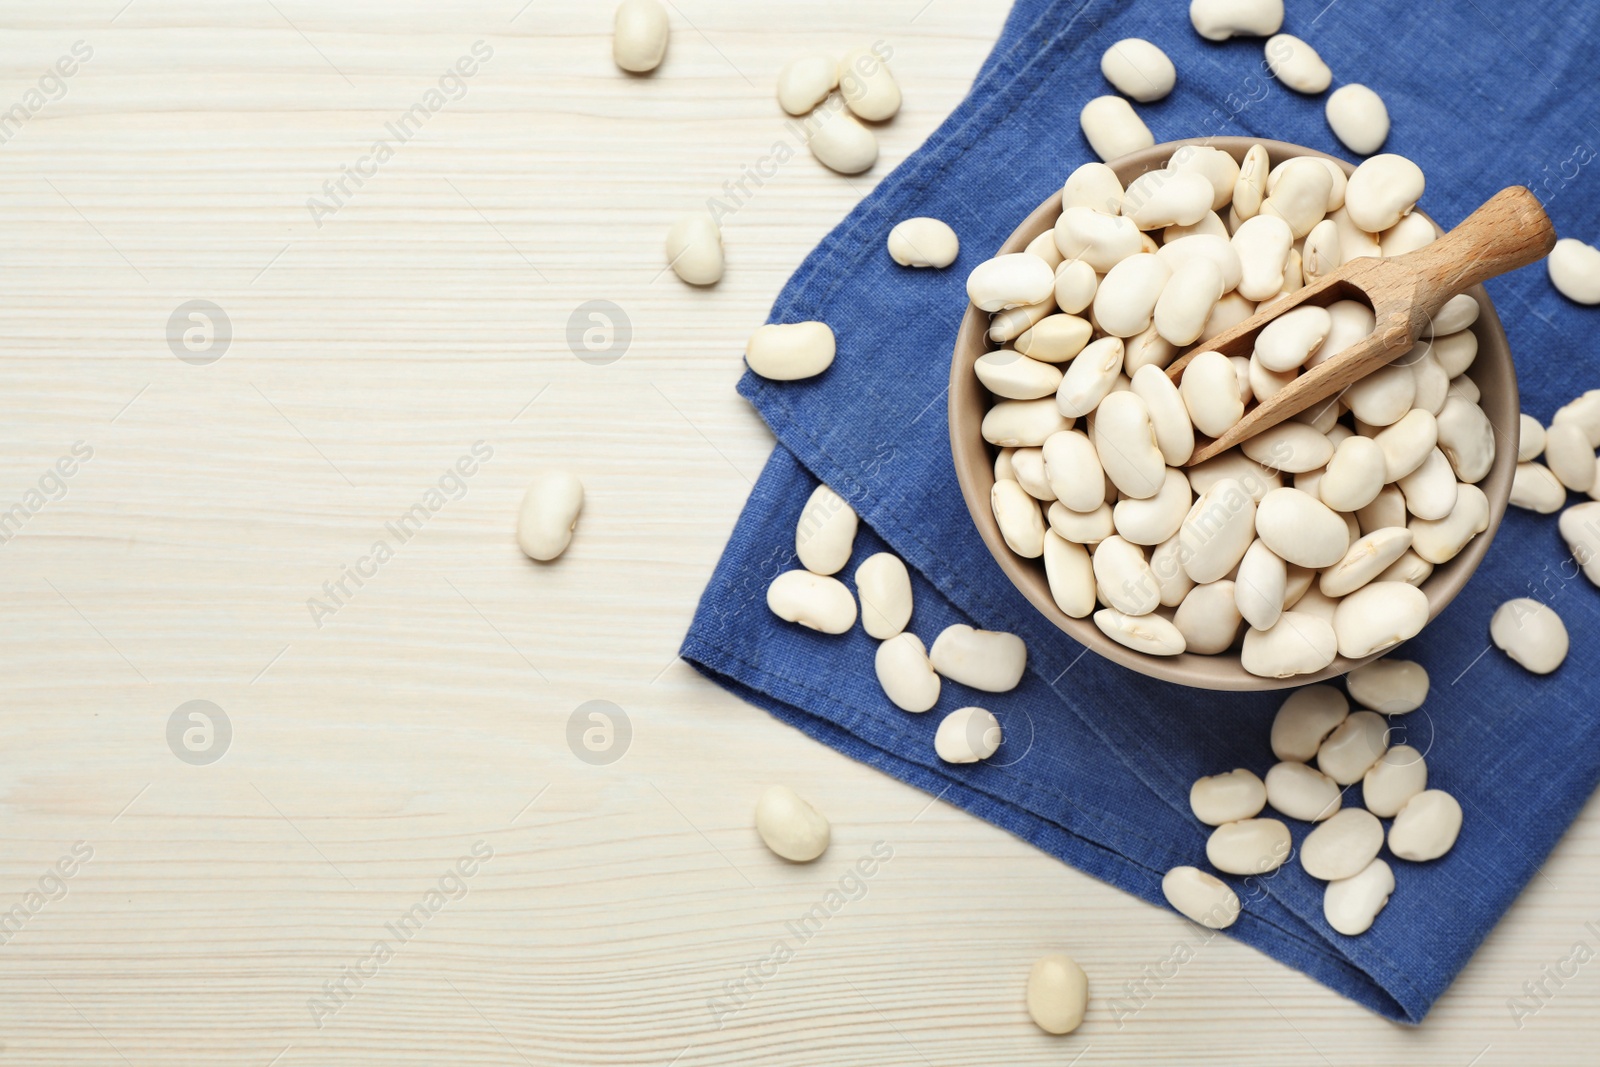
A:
[1167,186,1555,466]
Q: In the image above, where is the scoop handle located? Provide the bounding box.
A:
[1394,186,1555,309]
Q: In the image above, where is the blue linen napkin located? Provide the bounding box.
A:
[681,0,1600,1023]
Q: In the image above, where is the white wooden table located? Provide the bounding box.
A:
[1,2,1595,1063]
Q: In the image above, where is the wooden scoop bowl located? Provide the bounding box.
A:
[1167,186,1556,465]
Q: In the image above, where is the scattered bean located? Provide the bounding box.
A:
[665,212,725,285]
[1346,657,1428,713]
[776,52,837,115]
[1325,84,1390,156]
[929,624,1027,692]
[755,785,830,862]
[1548,238,1600,305]
[1190,768,1268,825]
[807,101,878,174]
[1324,858,1394,935]
[517,471,585,561]
[1489,598,1568,673]
[837,46,901,122]
[888,217,960,268]
[934,706,1003,763]
[1162,866,1241,928]
[1026,954,1089,1035]
[1362,744,1427,817]
[746,321,837,381]
[1301,808,1384,881]
[1189,0,1285,40]
[1079,95,1155,162]
[1264,760,1342,822]
[1317,709,1389,784]
[1264,33,1330,93]
[1206,817,1292,875]
[1387,789,1462,861]
[875,633,941,712]
[613,0,669,72]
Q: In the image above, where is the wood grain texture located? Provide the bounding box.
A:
[0,2,1596,1064]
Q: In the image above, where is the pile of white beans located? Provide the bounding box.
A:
[970,146,1496,677]
[1164,659,1461,936]
[765,483,1027,766]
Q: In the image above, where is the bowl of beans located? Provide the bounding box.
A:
[949,137,1518,691]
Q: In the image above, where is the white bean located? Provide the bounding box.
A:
[1374,408,1438,481]
[856,553,913,639]
[1560,501,1600,587]
[1162,866,1240,929]
[1150,534,1196,607]
[968,253,1056,313]
[1206,818,1292,875]
[1101,38,1176,102]
[1079,95,1154,161]
[1235,538,1286,630]
[1231,214,1295,301]
[755,785,830,862]
[1241,422,1335,473]
[517,471,585,561]
[1264,760,1342,822]
[1301,808,1384,881]
[1179,477,1258,582]
[1094,391,1167,499]
[1190,769,1267,827]
[1264,33,1330,93]
[1055,207,1144,271]
[1421,330,1478,379]
[1517,414,1546,461]
[1093,535,1160,615]
[1410,351,1450,415]
[1049,500,1115,545]
[1093,607,1187,655]
[1260,157,1332,239]
[1397,448,1458,520]
[1408,482,1488,563]
[1041,429,1106,512]
[993,479,1046,558]
[1173,580,1242,654]
[887,217,960,268]
[1094,254,1172,337]
[796,484,858,575]
[1057,337,1126,417]
[1016,314,1093,363]
[1189,0,1284,40]
[1318,709,1389,785]
[1254,305,1331,372]
[767,570,857,633]
[1199,291,1257,343]
[1319,528,1413,598]
[1302,219,1341,285]
[1548,238,1600,304]
[1167,145,1241,212]
[613,0,669,72]
[1157,234,1244,293]
[776,52,837,115]
[1554,390,1600,446]
[1380,212,1437,258]
[1345,154,1425,233]
[1241,611,1338,678]
[1026,955,1088,1035]
[934,706,1003,764]
[1270,685,1348,761]
[1131,364,1196,465]
[929,624,1027,692]
[875,633,940,712]
[983,398,1071,447]
[1490,598,1568,673]
[1363,745,1427,817]
[1054,259,1100,315]
[1324,858,1394,935]
[1062,162,1126,214]
[1348,659,1428,716]
[1387,790,1462,861]
[1011,446,1054,502]
[1544,421,1595,491]
[1345,362,1415,427]
[1325,84,1390,156]
[746,321,837,380]
[665,212,725,286]
[1114,468,1192,546]
[1255,487,1349,568]
[1179,350,1245,438]
[989,299,1055,345]
[1044,531,1096,618]
[1124,170,1214,230]
[1332,580,1428,658]
[976,351,1064,400]
[837,46,901,122]
[807,100,878,174]
[1319,435,1386,512]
